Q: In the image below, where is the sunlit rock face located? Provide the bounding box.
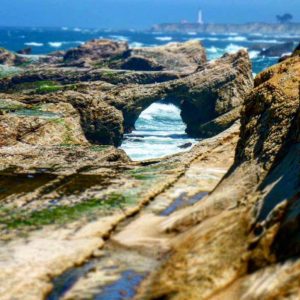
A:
[135,48,300,300]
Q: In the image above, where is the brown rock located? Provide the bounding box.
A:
[63,39,129,67]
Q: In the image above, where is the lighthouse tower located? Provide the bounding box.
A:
[198,9,204,24]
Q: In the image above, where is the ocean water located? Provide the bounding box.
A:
[0,27,296,160]
[121,103,197,160]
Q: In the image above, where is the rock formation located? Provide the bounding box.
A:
[1,38,299,300]
[260,41,296,57]
[0,47,253,147]
[0,48,30,66]
[62,39,130,67]
[120,40,207,73]
[135,44,300,300]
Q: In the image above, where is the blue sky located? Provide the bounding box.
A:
[0,0,299,29]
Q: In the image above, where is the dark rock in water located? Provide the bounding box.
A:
[260,42,295,57]
[178,142,192,149]
[63,39,129,67]
[17,47,32,55]
[249,43,276,52]
[278,42,300,62]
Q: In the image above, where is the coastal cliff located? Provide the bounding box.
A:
[151,22,300,34]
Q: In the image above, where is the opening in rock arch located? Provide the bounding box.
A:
[120,102,197,161]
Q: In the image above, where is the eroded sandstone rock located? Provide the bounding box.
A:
[135,44,300,300]
[121,40,207,73]
[0,48,29,66]
[63,39,130,67]
[0,49,253,147]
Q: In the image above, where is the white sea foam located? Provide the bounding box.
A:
[129,42,144,48]
[207,46,219,53]
[120,103,197,160]
[225,44,247,53]
[25,42,44,47]
[48,42,63,48]
[206,37,219,41]
[227,36,247,42]
[187,32,197,36]
[109,35,129,41]
[250,39,281,44]
[281,52,292,57]
[249,50,260,59]
[140,103,181,121]
[73,27,82,32]
[155,36,173,41]
[47,41,84,48]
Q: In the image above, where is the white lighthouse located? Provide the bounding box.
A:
[198,9,204,24]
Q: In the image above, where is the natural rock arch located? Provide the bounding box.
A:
[112,50,253,141]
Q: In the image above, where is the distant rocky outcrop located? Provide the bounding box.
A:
[259,41,296,57]
[151,22,300,34]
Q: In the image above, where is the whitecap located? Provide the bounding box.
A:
[250,39,282,44]
[207,46,219,53]
[129,42,144,48]
[281,52,292,57]
[25,42,44,47]
[187,32,197,35]
[139,103,181,122]
[206,37,219,41]
[227,36,247,42]
[225,44,247,53]
[73,27,82,32]
[48,42,63,48]
[109,35,129,42]
[155,36,173,42]
[249,50,260,59]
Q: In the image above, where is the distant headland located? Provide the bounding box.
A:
[151,10,300,34]
[151,22,300,34]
